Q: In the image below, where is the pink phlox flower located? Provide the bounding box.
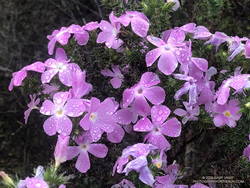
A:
[226,36,246,61]
[101,65,124,88]
[111,179,136,188]
[152,150,167,169]
[174,74,198,105]
[216,74,250,105]
[58,185,66,188]
[204,31,229,51]
[17,166,48,188]
[174,102,200,124]
[80,97,120,142]
[244,39,250,58]
[146,35,185,75]
[24,94,41,124]
[47,22,98,55]
[40,91,86,136]
[97,12,123,49]
[42,83,60,96]
[118,11,149,37]
[193,26,212,40]
[122,72,165,117]
[197,67,217,105]
[41,48,81,86]
[162,23,196,45]
[66,132,108,173]
[113,143,157,186]
[67,24,90,46]
[8,61,45,91]
[23,177,49,188]
[212,99,241,128]
[69,69,92,99]
[134,105,182,150]
[155,163,188,188]
[47,27,71,55]
[54,135,70,167]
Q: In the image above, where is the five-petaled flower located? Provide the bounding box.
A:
[40,91,86,136]
[67,133,108,173]
[134,105,182,150]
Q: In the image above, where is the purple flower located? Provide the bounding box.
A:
[58,185,66,188]
[134,105,182,150]
[118,11,149,37]
[8,62,45,91]
[245,39,250,58]
[54,135,69,168]
[41,48,81,86]
[21,177,48,188]
[193,26,212,40]
[47,22,98,55]
[155,164,188,188]
[40,91,86,136]
[69,69,92,99]
[174,102,200,124]
[146,35,186,75]
[24,94,40,124]
[226,36,247,61]
[97,12,123,49]
[47,27,71,55]
[212,99,241,128]
[122,72,165,116]
[101,65,124,89]
[216,74,250,105]
[111,179,136,188]
[113,143,157,186]
[80,97,119,142]
[205,32,229,51]
[174,74,198,105]
[67,133,108,173]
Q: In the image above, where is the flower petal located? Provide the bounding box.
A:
[41,69,58,84]
[64,99,86,117]
[158,52,178,75]
[56,116,73,136]
[53,92,69,106]
[66,146,80,160]
[140,72,160,87]
[43,116,57,136]
[146,48,162,67]
[110,77,122,88]
[55,48,68,62]
[132,96,151,117]
[40,100,55,116]
[161,118,181,137]
[151,105,170,125]
[88,144,108,158]
[107,125,125,143]
[75,152,90,173]
[144,86,165,105]
[131,18,149,37]
[134,117,153,132]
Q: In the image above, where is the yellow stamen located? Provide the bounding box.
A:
[224,111,231,117]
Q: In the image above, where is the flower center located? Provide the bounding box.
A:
[80,144,89,151]
[57,63,66,72]
[55,108,64,117]
[137,88,143,95]
[154,161,162,169]
[224,111,231,117]
[89,112,97,122]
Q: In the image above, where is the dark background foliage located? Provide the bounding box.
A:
[0,0,250,187]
